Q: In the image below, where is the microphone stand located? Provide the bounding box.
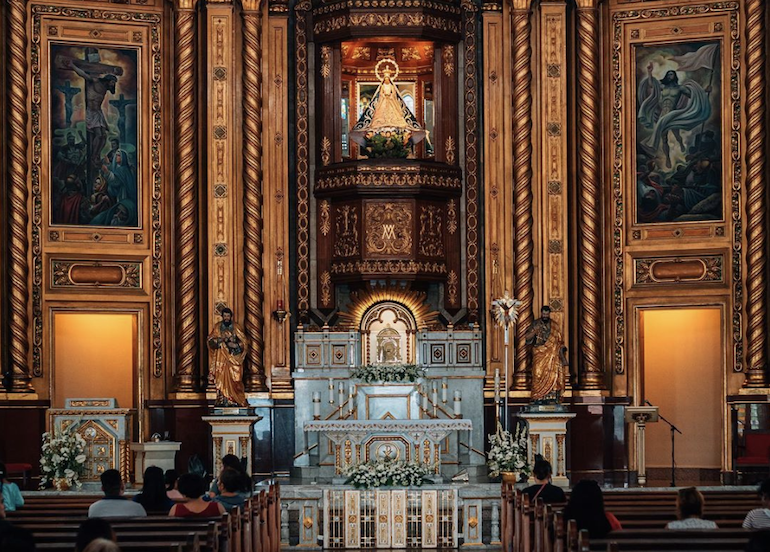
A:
[648,401,682,487]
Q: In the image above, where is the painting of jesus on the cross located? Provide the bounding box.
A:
[49,44,139,228]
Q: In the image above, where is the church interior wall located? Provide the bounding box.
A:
[0,0,767,486]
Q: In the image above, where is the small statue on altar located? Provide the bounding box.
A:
[207,307,248,407]
[525,306,568,405]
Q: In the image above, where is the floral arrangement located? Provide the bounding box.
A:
[39,424,87,490]
[362,130,412,158]
[351,363,425,383]
[487,422,530,479]
[344,458,433,488]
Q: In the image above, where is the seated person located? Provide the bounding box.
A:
[133,466,175,513]
[88,469,147,518]
[209,454,251,498]
[0,462,24,512]
[523,456,566,504]
[82,538,121,552]
[165,469,183,501]
[213,468,246,511]
[743,479,770,530]
[76,518,116,552]
[666,487,717,529]
[170,474,226,518]
[563,479,621,539]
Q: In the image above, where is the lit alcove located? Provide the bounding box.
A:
[640,307,723,481]
[52,312,138,409]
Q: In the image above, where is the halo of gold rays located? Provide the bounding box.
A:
[337,286,439,330]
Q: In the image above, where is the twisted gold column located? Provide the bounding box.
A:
[743,0,768,387]
[173,0,200,392]
[511,0,534,391]
[6,0,33,392]
[576,0,604,390]
[242,0,267,391]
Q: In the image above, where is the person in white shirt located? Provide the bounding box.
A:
[665,487,718,530]
[88,469,146,518]
[743,479,770,530]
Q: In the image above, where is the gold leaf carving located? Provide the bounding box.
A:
[401,47,421,61]
[442,44,454,77]
[321,136,332,166]
[334,205,359,257]
[321,271,332,306]
[447,199,458,234]
[447,270,458,304]
[320,200,331,236]
[365,203,413,255]
[321,45,332,78]
[445,136,456,165]
[418,205,444,257]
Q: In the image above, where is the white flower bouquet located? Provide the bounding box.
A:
[344,458,433,488]
[487,422,530,479]
[351,364,425,383]
[39,424,87,490]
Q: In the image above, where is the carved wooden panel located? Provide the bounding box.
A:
[633,255,724,286]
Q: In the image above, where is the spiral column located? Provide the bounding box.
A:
[242,0,267,391]
[576,0,604,390]
[6,0,34,392]
[173,0,200,392]
[743,0,768,387]
[511,0,534,391]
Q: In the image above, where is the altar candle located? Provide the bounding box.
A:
[454,390,462,417]
[349,385,355,415]
[328,378,335,404]
[432,382,438,407]
[422,387,429,412]
[442,378,448,404]
[312,392,321,419]
[494,368,501,403]
[338,382,345,407]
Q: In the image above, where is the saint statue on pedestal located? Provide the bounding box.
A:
[207,308,248,407]
[525,306,568,404]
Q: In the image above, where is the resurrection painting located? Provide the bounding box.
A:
[49,44,139,227]
[635,40,722,224]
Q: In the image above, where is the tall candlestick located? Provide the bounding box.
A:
[454,390,462,417]
[494,368,501,403]
[349,385,355,416]
[328,378,335,404]
[422,388,429,413]
[442,378,448,404]
[338,382,345,408]
[312,392,321,419]
[432,382,438,407]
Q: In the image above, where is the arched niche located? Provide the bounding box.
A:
[360,301,418,366]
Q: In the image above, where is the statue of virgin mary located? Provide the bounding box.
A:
[349,59,426,148]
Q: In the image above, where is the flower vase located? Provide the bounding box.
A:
[54,478,70,491]
[501,471,518,484]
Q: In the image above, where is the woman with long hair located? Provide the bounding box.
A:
[562,480,621,539]
[132,466,174,513]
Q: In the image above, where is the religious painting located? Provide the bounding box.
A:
[634,40,723,224]
[49,44,139,228]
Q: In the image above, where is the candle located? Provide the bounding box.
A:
[494,368,501,403]
[432,382,438,406]
[313,392,321,419]
[328,378,335,404]
[422,388,429,413]
[349,385,355,416]
[277,299,284,310]
[454,390,462,417]
[338,382,345,408]
[442,378,448,404]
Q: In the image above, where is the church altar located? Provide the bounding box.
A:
[293,318,486,480]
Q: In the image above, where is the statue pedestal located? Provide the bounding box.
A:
[130,442,182,484]
[202,415,262,475]
[519,412,576,487]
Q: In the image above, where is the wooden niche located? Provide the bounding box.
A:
[314,33,462,315]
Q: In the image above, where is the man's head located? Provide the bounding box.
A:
[177,473,206,499]
[102,74,118,93]
[221,308,233,325]
[759,479,770,506]
[109,138,120,151]
[661,70,679,86]
[67,134,76,146]
[541,306,552,321]
[66,175,82,193]
[219,468,242,494]
[100,469,123,497]
[75,518,115,552]
[111,204,129,226]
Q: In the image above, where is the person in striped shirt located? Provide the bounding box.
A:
[742,479,770,530]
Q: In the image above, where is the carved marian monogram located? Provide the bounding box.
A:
[366,203,412,255]
[334,205,359,257]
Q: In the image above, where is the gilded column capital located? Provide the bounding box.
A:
[241,0,261,11]
[575,0,598,8]
[174,0,199,9]
[511,0,531,11]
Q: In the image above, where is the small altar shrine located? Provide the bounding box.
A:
[293,295,485,481]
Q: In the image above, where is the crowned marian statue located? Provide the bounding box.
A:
[350,58,426,157]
